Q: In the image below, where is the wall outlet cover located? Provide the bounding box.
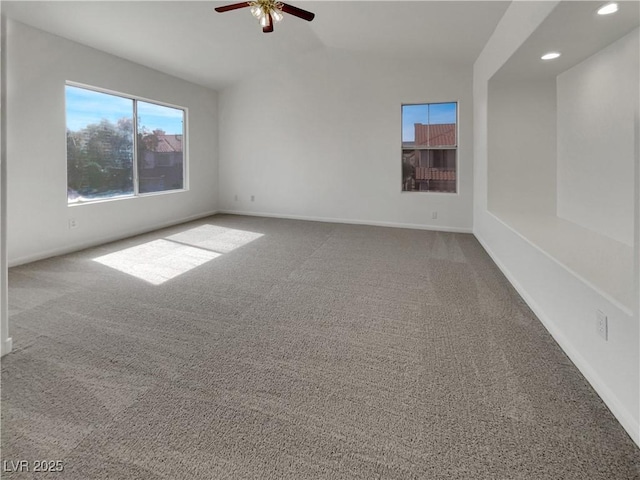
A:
[596,309,608,341]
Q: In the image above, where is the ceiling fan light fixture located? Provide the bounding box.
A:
[271,9,284,23]
[215,0,314,33]
[259,13,271,27]
[249,0,283,24]
[250,5,263,18]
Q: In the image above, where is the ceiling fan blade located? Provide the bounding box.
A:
[214,2,251,13]
[263,13,274,33]
[281,3,315,22]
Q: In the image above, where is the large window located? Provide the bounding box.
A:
[66,84,186,204]
[402,102,457,193]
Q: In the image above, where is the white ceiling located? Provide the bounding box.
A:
[493,1,639,82]
[2,1,511,90]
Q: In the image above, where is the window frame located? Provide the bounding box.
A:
[401,101,459,195]
[65,81,189,206]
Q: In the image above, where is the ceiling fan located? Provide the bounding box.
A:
[214,1,315,33]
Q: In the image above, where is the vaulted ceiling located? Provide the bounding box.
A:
[2,1,511,90]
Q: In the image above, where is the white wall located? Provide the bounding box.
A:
[474,1,639,447]
[488,78,556,215]
[557,28,638,247]
[1,17,11,355]
[5,20,218,266]
[219,47,473,232]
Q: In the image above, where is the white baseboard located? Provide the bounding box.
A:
[218,209,473,234]
[474,233,640,448]
[10,208,469,268]
[9,210,219,267]
[1,337,12,357]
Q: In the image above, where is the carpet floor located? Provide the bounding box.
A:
[2,214,639,479]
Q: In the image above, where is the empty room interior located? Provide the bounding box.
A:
[1,0,639,478]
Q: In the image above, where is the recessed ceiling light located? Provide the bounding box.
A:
[597,2,619,15]
[541,52,561,60]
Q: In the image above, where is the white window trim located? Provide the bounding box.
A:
[401,101,459,196]
[65,81,189,206]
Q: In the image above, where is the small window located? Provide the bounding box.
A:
[66,84,186,204]
[402,102,457,193]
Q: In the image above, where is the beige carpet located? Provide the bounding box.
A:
[2,214,639,479]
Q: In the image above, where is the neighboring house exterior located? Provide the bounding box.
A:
[402,123,456,193]
[413,123,456,147]
[141,134,183,169]
[140,134,184,193]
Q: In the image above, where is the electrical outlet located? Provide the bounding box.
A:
[68,219,78,229]
[251,195,255,202]
[234,194,238,201]
[432,211,438,220]
[596,310,608,341]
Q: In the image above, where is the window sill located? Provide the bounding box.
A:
[489,208,634,314]
[68,188,188,207]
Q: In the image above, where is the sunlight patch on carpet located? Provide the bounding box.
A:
[92,225,263,285]
[166,225,263,253]
[93,239,220,285]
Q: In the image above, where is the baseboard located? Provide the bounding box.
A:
[474,232,640,448]
[1,337,12,357]
[9,209,471,267]
[218,209,473,234]
[9,210,219,267]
